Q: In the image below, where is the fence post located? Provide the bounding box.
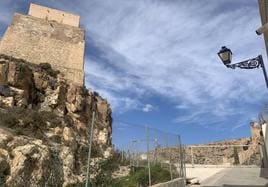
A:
[191,146,194,168]
[215,146,219,166]
[85,111,96,187]
[176,135,182,178]
[131,141,135,173]
[121,149,123,163]
[165,134,173,180]
[137,149,139,167]
[133,141,136,168]
[146,126,151,186]
[182,145,186,181]
[154,139,158,164]
[127,147,131,167]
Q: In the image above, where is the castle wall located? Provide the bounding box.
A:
[29,3,80,27]
[0,13,85,85]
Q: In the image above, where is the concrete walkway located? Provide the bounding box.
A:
[200,167,268,187]
[186,165,226,183]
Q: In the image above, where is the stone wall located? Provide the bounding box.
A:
[29,3,80,27]
[153,124,264,166]
[0,4,85,85]
[182,124,263,166]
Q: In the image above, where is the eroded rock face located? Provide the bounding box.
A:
[0,55,112,186]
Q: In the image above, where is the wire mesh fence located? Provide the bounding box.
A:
[184,144,262,168]
[112,121,186,186]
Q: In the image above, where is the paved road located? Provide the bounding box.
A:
[200,167,268,187]
[186,165,226,183]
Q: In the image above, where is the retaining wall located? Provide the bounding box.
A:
[151,178,185,187]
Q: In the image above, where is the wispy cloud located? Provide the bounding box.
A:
[80,0,267,124]
[231,123,248,132]
[82,1,266,101]
[0,0,266,131]
[142,104,156,112]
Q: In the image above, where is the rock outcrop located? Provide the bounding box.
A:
[0,54,112,186]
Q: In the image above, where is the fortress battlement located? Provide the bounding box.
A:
[29,3,80,27]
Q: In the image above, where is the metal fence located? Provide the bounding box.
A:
[184,144,262,168]
[113,121,186,186]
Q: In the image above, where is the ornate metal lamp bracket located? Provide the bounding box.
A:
[226,57,262,69]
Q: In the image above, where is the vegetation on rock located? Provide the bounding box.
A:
[0,57,112,186]
[112,164,171,187]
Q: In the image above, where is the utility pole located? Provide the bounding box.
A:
[146,126,151,186]
[85,111,96,187]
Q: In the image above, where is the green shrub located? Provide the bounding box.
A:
[65,183,84,187]
[39,63,52,70]
[39,63,59,78]
[64,152,172,186]
[0,110,18,128]
[72,150,126,186]
[93,151,122,186]
[112,164,171,187]
[0,107,61,138]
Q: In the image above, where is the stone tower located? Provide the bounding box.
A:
[0,3,85,85]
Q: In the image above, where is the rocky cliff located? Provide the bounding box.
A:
[0,54,112,186]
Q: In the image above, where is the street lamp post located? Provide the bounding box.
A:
[217,46,268,89]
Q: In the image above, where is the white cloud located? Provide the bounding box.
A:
[142,104,156,112]
[79,0,267,127]
[0,0,266,130]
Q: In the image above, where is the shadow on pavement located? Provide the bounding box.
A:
[222,185,268,187]
[260,168,268,179]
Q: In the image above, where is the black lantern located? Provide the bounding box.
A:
[217,46,268,89]
[218,46,232,65]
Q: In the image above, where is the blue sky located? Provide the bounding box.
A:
[0,0,268,145]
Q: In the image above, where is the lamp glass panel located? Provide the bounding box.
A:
[229,53,232,62]
[219,51,230,62]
